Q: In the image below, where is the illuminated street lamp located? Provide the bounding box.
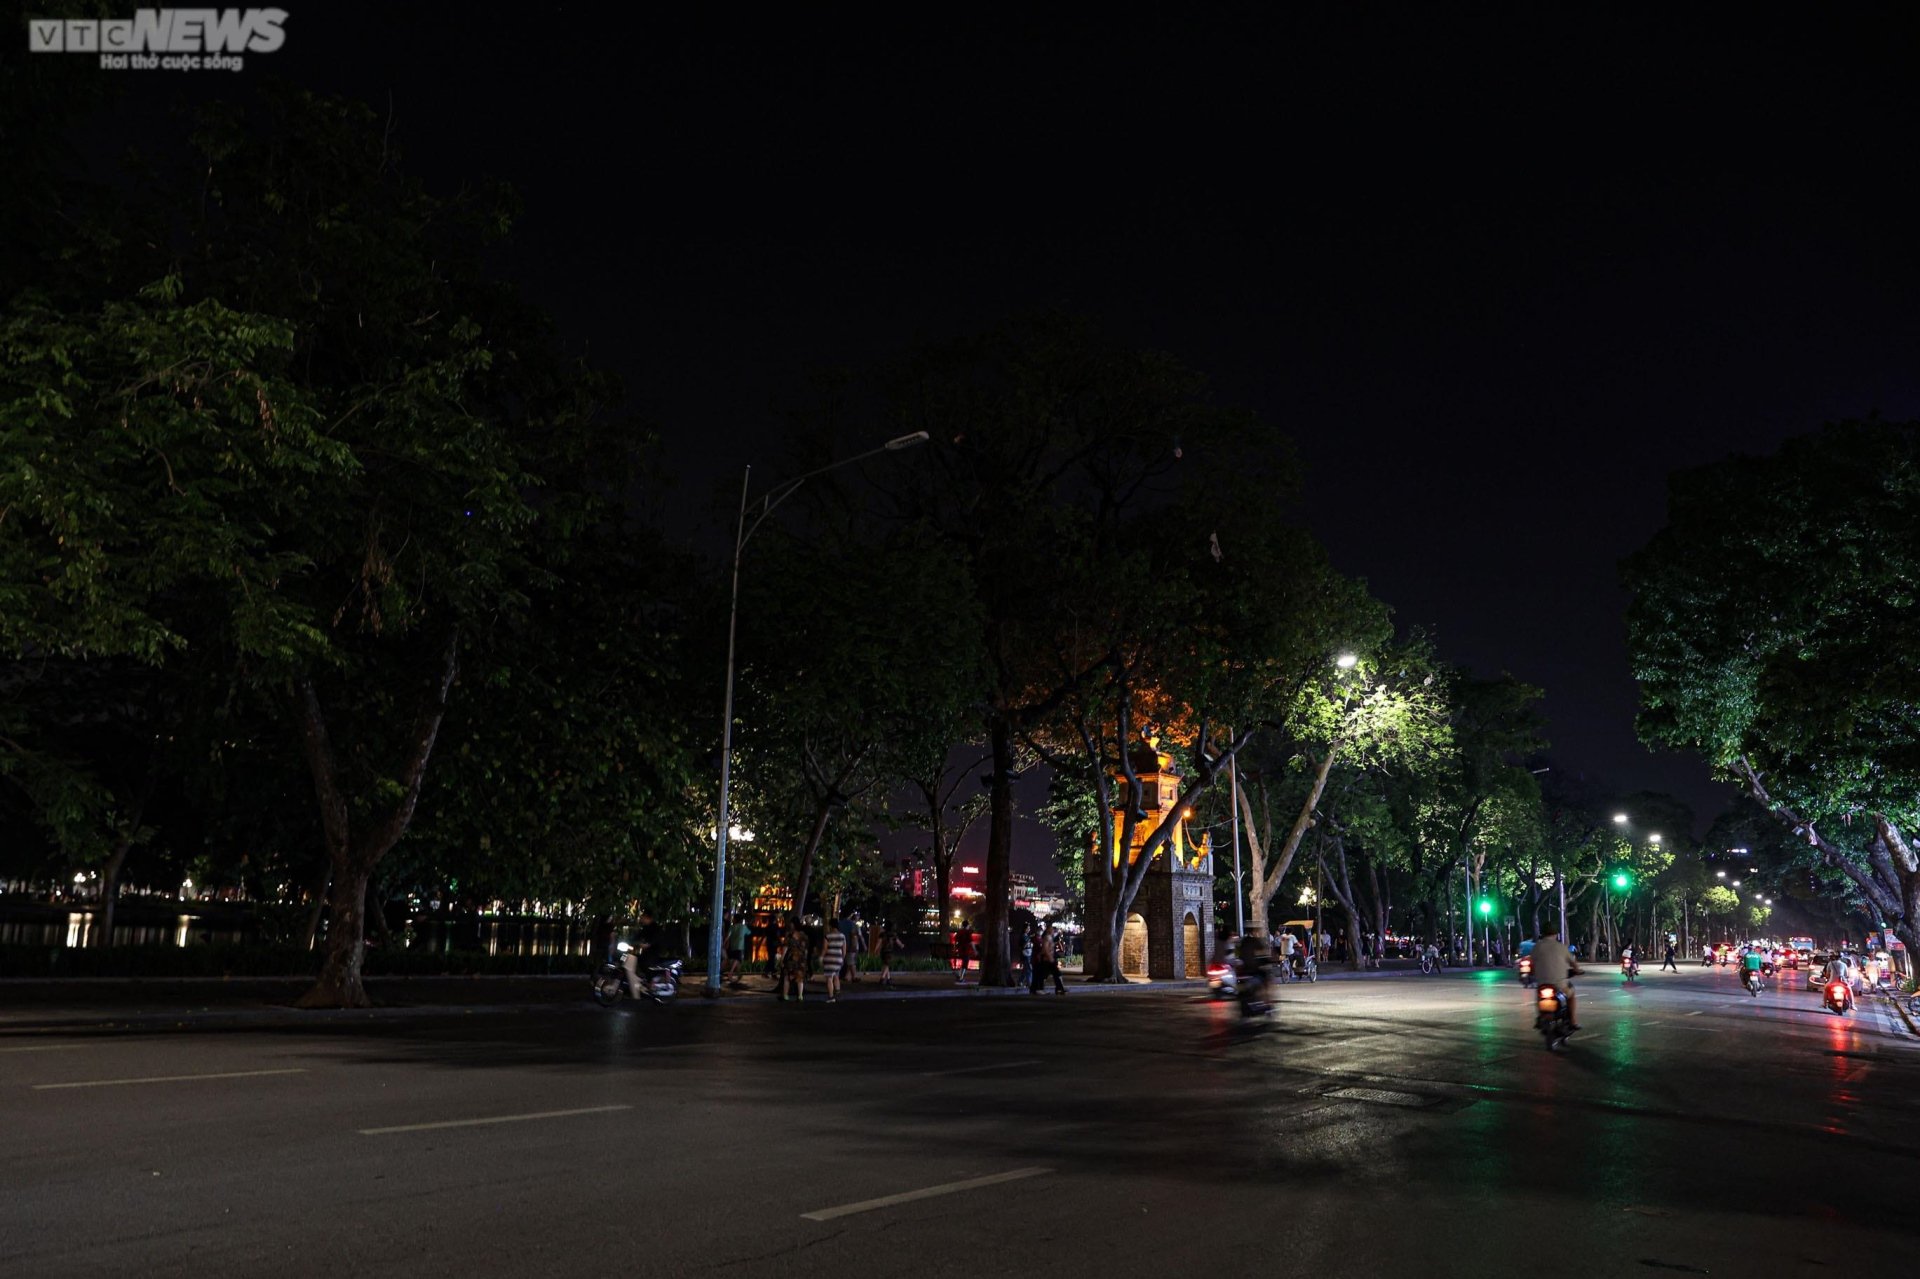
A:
[1648,832,1662,844]
[1613,813,1628,824]
[1716,870,1726,879]
[706,431,929,996]
[1335,652,1358,669]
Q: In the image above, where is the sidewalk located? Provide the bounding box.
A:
[0,968,1200,1031]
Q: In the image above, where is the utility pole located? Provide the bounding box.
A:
[1230,753,1244,936]
[1464,863,1475,966]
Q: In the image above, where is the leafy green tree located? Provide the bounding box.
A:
[1237,636,1450,948]
[1625,420,1920,957]
[729,523,983,921]
[5,91,644,1004]
[866,316,1278,983]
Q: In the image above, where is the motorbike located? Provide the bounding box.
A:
[1235,964,1272,1021]
[1207,959,1238,1001]
[1535,983,1573,1051]
[1700,951,1714,967]
[591,941,683,1007]
[1419,952,1443,974]
[1517,954,1534,987]
[1823,979,1854,1016]
[1621,955,1639,983]
[1740,965,1762,996]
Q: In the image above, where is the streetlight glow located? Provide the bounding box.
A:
[1613,814,1628,824]
[1716,870,1726,879]
[885,430,931,450]
[1649,832,1662,844]
[1335,653,1358,669]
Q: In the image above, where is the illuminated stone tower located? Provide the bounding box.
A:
[1082,739,1215,980]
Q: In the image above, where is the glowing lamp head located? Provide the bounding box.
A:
[1335,653,1358,669]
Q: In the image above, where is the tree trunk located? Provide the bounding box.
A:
[791,799,836,921]
[292,636,458,1008]
[934,854,953,935]
[980,715,1015,986]
[91,773,153,950]
[298,862,372,1008]
[369,877,394,950]
[93,839,131,950]
[1243,749,1336,941]
[1101,896,1129,984]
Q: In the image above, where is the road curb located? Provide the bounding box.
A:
[1884,990,1920,1037]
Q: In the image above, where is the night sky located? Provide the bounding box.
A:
[66,6,1920,861]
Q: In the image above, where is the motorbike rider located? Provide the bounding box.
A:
[1531,927,1582,1030]
[1237,929,1274,1013]
[1741,944,1764,990]
[621,909,664,996]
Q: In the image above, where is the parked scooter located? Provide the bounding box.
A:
[591,941,682,1007]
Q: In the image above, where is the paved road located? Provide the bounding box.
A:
[4,962,1915,1277]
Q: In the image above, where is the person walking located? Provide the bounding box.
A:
[778,913,811,1003]
[954,923,976,984]
[844,916,864,983]
[1029,923,1067,995]
[820,918,847,1002]
[876,922,897,988]
[1660,939,1679,973]
[722,913,749,987]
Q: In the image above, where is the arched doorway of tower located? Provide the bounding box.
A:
[1121,913,1148,978]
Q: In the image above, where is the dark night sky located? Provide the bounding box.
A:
[66,5,1920,861]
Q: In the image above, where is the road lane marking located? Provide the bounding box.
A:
[33,1068,307,1090]
[801,1167,1052,1221]
[0,1044,90,1054]
[921,1059,1040,1077]
[1686,1010,1704,1016]
[359,1104,631,1135]
[1325,1086,1430,1108]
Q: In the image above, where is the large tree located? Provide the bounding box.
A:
[4,90,641,1004]
[1624,420,1920,958]
[869,316,1268,984]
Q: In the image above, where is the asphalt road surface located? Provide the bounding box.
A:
[4,962,1915,1278]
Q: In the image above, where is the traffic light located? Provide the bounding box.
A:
[1611,871,1631,890]
[1476,898,1493,917]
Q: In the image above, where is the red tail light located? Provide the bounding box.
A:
[1827,983,1846,997]
[1207,966,1228,978]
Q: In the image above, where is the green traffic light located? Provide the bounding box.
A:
[1477,898,1493,916]
[1612,872,1631,890]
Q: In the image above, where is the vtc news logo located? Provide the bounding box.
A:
[27,8,288,72]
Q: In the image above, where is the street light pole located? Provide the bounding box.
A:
[1230,753,1244,935]
[704,431,930,997]
[1464,863,1474,966]
[705,467,751,999]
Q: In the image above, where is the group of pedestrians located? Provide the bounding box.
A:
[721,912,902,1003]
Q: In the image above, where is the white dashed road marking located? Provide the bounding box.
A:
[801,1168,1052,1221]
